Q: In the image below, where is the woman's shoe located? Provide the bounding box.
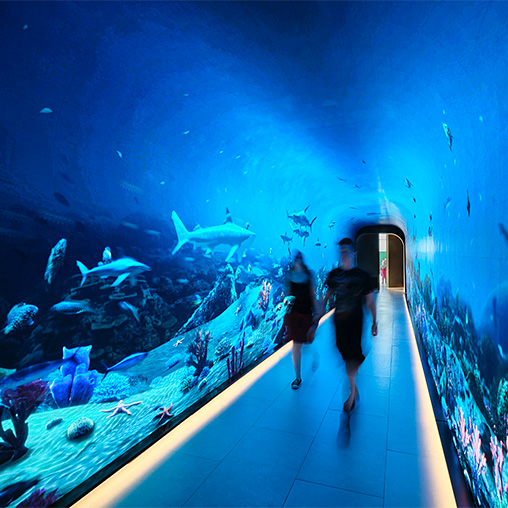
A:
[291,378,302,389]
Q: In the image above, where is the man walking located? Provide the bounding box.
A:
[324,238,377,411]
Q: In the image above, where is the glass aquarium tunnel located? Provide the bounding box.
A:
[0,1,507,506]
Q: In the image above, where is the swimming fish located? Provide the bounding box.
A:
[280,234,293,245]
[171,210,255,262]
[315,239,322,247]
[44,238,67,286]
[101,352,148,377]
[405,178,413,188]
[192,294,203,306]
[467,190,471,217]
[224,207,233,224]
[116,150,122,158]
[2,303,39,335]
[328,221,335,229]
[53,192,70,207]
[40,107,52,114]
[145,229,161,237]
[0,346,89,391]
[50,300,92,315]
[76,257,151,287]
[176,278,189,284]
[287,206,317,229]
[443,123,453,151]
[444,197,452,210]
[121,221,140,230]
[118,301,140,322]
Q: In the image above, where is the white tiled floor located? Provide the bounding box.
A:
[89,289,458,508]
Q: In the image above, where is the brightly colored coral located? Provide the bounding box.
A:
[90,373,130,403]
[258,280,271,312]
[1,380,48,413]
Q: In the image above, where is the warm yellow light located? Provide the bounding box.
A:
[71,342,292,508]
[404,301,457,507]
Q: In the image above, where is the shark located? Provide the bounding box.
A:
[287,206,317,229]
[0,346,90,393]
[171,210,255,262]
[76,257,151,287]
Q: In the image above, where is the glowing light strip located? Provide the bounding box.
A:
[71,342,292,508]
[403,300,457,507]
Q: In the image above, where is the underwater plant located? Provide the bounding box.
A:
[184,330,213,378]
[180,373,197,393]
[490,435,508,505]
[90,372,130,403]
[1,380,48,413]
[214,336,233,360]
[468,421,487,504]
[0,402,31,465]
[227,336,244,381]
[258,280,271,313]
[16,488,58,508]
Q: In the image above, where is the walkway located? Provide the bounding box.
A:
[74,289,457,508]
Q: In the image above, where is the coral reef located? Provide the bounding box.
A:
[1,380,48,413]
[177,265,237,335]
[90,373,130,403]
[0,402,32,465]
[258,280,271,312]
[66,417,94,440]
[184,330,213,378]
[49,347,98,408]
[214,336,233,360]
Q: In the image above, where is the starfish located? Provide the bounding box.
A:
[99,400,142,418]
[153,403,174,425]
[173,339,183,347]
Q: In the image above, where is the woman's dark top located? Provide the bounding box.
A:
[287,271,313,315]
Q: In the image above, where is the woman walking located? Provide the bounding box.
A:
[284,251,318,389]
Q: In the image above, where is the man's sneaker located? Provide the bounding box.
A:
[291,378,302,389]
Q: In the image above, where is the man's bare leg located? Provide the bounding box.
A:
[344,359,361,411]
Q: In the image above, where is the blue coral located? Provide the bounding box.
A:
[90,373,130,403]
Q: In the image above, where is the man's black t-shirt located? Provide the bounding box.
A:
[325,266,372,361]
[325,267,373,320]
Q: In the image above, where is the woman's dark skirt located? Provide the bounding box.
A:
[284,312,314,344]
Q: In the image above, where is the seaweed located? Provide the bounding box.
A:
[1,380,48,413]
[227,336,244,381]
[0,401,32,465]
[16,488,58,508]
[184,330,213,378]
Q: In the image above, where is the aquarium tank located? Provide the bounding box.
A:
[0,1,507,506]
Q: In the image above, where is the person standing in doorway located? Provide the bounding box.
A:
[380,258,387,286]
[284,251,318,389]
[323,238,377,411]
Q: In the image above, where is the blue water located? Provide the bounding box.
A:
[1,1,508,506]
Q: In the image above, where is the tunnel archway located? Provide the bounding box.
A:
[355,225,406,292]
